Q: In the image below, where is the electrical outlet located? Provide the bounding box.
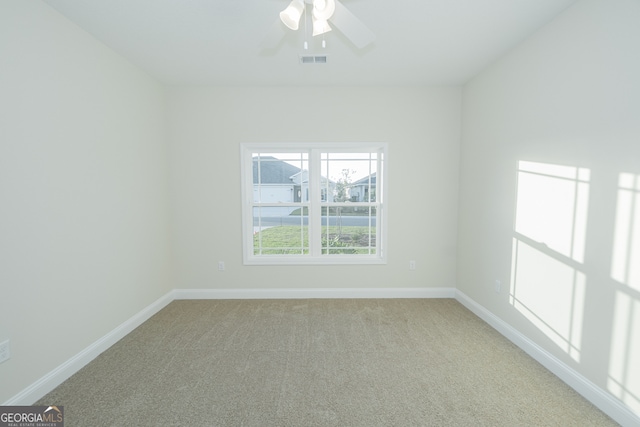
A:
[494,280,502,294]
[218,261,225,271]
[0,340,10,364]
[409,260,416,270]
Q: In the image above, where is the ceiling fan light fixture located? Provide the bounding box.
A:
[280,0,305,30]
[312,0,335,21]
[312,17,332,36]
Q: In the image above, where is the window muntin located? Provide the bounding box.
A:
[321,206,377,255]
[242,143,386,265]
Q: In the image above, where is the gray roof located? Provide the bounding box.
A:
[353,173,376,186]
[252,156,301,184]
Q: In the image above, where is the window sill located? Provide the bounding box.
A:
[243,255,387,266]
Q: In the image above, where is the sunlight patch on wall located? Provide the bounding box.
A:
[608,290,640,415]
[611,173,640,291]
[510,161,590,362]
[510,238,586,361]
[608,172,640,416]
[515,161,590,263]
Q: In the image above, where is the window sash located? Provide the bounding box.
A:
[242,143,386,265]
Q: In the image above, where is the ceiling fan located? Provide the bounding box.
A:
[262,0,375,50]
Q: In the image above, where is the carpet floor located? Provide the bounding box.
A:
[37,299,617,426]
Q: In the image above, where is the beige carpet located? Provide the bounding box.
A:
[37,299,617,426]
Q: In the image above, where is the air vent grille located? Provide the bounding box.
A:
[299,55,328,64]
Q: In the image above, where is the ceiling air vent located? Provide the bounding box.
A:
[299,55,328,64]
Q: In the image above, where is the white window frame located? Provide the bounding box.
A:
[241,142,388,265]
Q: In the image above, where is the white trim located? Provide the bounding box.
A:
[455,290,640,427]
[3,287,451,405]
[2,291,174,406]
[241,142,388,265]
[310,148,322,257]
[242,256,387,266]
[6,286,639,427]
[173,287,456,300]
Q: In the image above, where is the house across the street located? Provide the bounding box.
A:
[252,156,335,216]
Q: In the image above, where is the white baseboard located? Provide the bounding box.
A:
[173,287,456,300]
[7,286,638,427]
[3,292,174,406]
[455,290,640,427]
[4,286,452,405]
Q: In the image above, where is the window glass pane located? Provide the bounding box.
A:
[350,171,377,202]
[242,143,386,264]
[253,207,308,255]
[321,153,377,203]
[321,207,376,255]
[253,153,309,203]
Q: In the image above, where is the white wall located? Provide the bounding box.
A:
[167,86,461,290]
[0,1,173,403]
[458,0,640,419]
[10,0,637,417]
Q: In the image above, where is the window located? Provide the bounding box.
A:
[241,143,387,265]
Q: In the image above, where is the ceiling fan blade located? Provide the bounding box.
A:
[261,19,287,50]
[329,1,375,49]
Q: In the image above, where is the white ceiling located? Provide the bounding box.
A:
[43,0,578,86]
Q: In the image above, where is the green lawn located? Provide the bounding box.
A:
[254,226,376,255]
[253,226,309,254]
[289,207,376,216]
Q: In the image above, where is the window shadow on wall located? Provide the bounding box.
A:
[608,173,640,414]
[510,161,590,362]
[510,162,640,418]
